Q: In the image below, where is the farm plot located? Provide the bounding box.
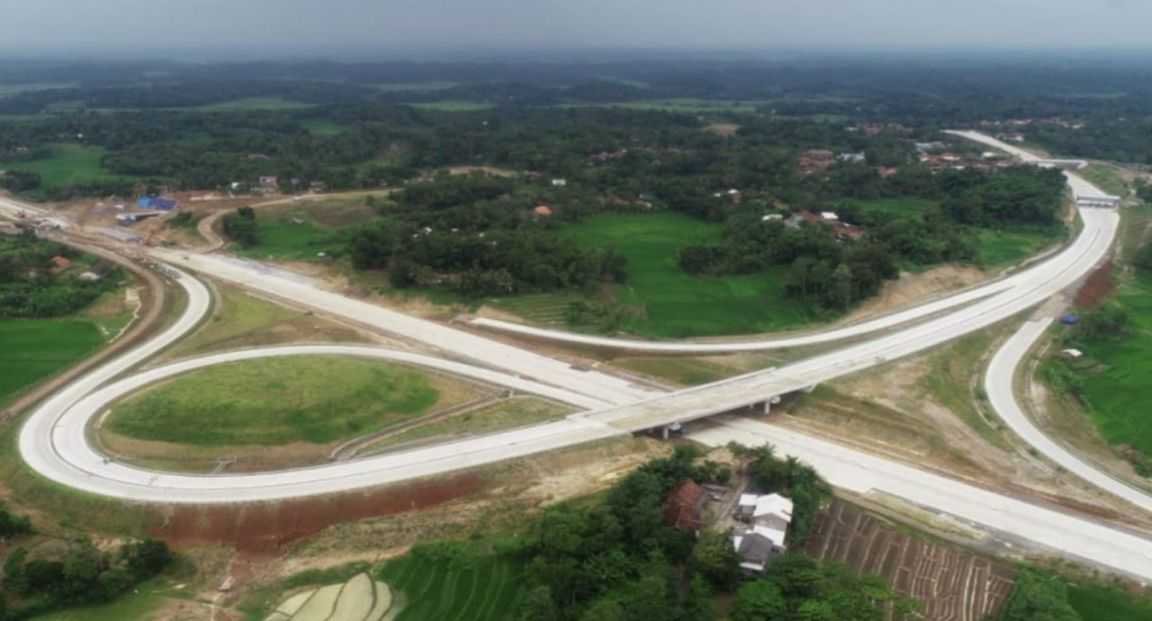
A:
[376,549,525,621]
[265,572,393,621]
[805,500,1016,621]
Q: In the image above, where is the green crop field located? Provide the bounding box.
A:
[372,81,458,92]
[299,118,352,135]
[0,143,130,189]
[377,550,526,621]
[560,98,768,113]
[975,226,1059,267]
[408,101,495,112]
[539,212,814,338]
[1068,271,1152,458]
[0,319,106,406]
[192,96,316,111]
[28,588,165,621]
[104,356,445,447]
[1068,583,1152,621]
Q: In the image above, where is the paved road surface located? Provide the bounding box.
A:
[986,315,1152,512]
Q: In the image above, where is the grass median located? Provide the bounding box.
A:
[103,356,467,447]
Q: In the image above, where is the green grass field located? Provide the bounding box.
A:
[366,398,573,452]
[105,356,443,446]
[975,226,1059,267]
[559,98,768,113]
[1079,164,1129,198]
[28,588,166,621]
[0,319,106,406]
[299,118,352,135]
[0,143,131,189]
[408,101,496,112]
[1068,271,1152,458]
[192,97,316,112]
[376,549,525,621]
[372,81,458,92]
[236,200,374,261]
[533,212,814,338]
[1068,583,1152,621]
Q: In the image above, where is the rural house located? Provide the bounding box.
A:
[733,493,793,573]
[664,480,707,532]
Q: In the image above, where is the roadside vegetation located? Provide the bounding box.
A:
[104,356,459,447]
[0,504,172,621]
[1043,200,1152,476]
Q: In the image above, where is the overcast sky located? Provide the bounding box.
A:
[3,0,1150,58]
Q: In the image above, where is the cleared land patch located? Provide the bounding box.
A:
[103,356,477,447]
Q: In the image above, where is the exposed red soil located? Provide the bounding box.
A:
[1075,262,1115,309]
[153,473,485,553]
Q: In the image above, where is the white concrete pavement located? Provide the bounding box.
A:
[985,316,1152,512]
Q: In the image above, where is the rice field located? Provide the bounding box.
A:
[376,549,526,621]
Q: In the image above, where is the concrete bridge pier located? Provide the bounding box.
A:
[761,395,783,415]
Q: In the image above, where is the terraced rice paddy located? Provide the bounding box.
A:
[265,573,393,621]
[805,500,1016,621]
[376,550,525,621]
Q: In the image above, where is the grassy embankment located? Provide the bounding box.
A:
[104,356,456,447]
[362,398,574,454]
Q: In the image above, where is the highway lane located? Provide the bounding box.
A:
[148,248,658,406]
[986,316,1152,512]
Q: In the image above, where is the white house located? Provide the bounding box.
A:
[732,494,793,573]
[551,178,568,187]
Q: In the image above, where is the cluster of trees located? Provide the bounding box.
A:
[347,176,628,297]
[0,504,31,539]
[1,538,170,620]
[0,233,120,318]
[997,569,1081,621]
[221,206,260,247]
[679,165,1064,312]
[505,445,884,621]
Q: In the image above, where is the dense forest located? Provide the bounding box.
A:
[0,233,122,318]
